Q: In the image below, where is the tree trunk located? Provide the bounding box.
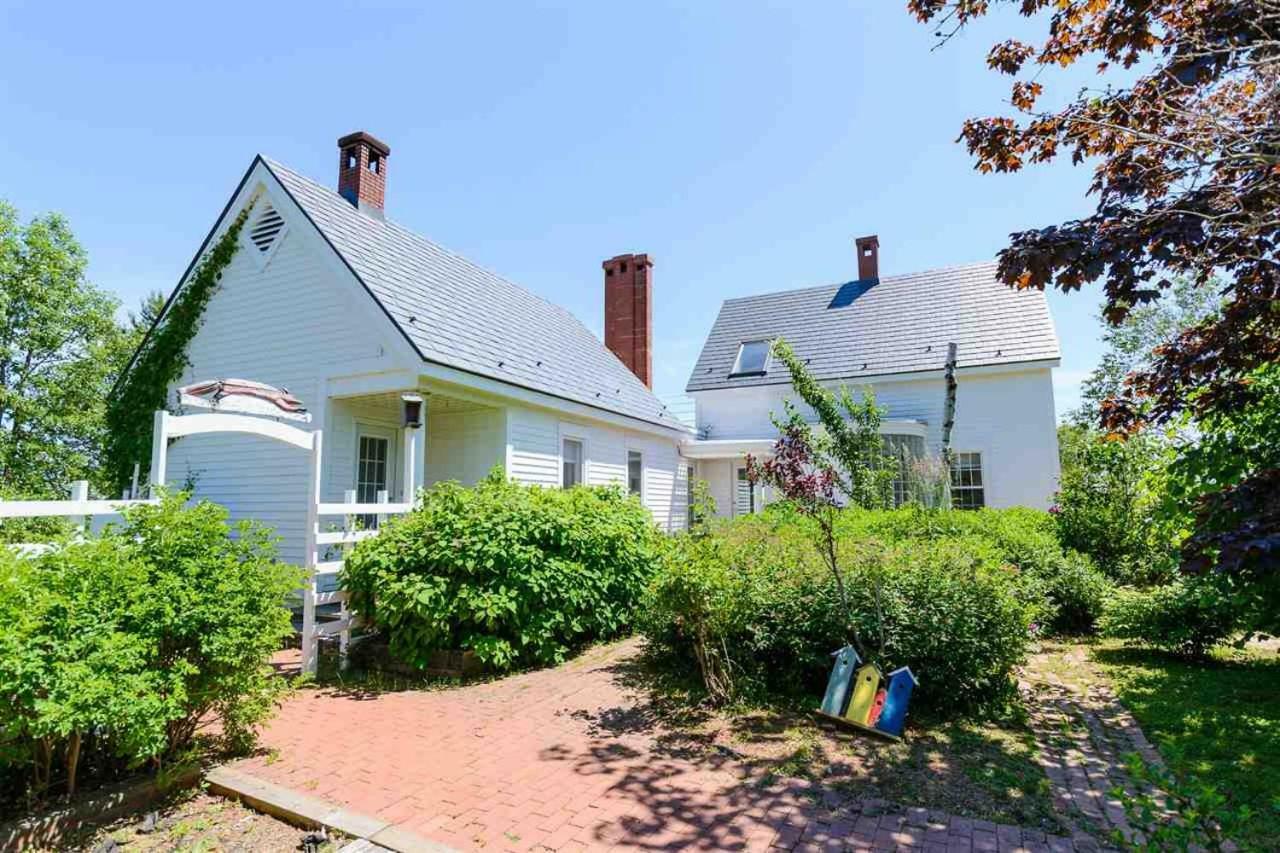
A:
[65,731,81,797]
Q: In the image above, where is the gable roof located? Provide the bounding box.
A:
[256,158,685,432]
[685,261,1060,393]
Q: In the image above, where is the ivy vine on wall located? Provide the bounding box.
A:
[105,201,255,492]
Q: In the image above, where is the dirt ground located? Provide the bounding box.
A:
[47,790,346,853]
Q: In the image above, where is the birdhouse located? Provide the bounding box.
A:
[874,666,919,737]
[866,688,887,727]
[820,645,861,717]
[844,663,882,725]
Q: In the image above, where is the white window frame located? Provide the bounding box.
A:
[950,450,986,510]
[353,422,400,526]
[626,449,644,499]
[734,465,757,516]
[730,339,773,377]
[560,433,587,489]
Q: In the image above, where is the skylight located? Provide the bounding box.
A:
[730,340,772,377]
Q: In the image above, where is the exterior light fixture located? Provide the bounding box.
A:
[401,393,424,429]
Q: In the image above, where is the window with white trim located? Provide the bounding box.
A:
[562,438,584,488]
[627,450,643,497]
[730,340,772,377]
[884,434,926,507]
[686,465,696,528]
[735,466,756,516]
[950,452,985,510]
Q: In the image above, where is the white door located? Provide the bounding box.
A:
[355,425,399,527]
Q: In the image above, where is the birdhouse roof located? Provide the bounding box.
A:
[888,666,919,685]
[831,644,861,664]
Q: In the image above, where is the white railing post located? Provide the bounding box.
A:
[401,426,416,505]
[149,411,170,497]
[338,489,357,669]
[69,481,89,537]
[376,488,389,529]
[301,430,323,677]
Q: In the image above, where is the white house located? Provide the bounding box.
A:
[130,133,1060,561]
[683,235,1062,517]
[131,132,692,562]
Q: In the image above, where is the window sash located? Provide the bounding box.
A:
[949,452,985,509]
[562,438,583,488]
[627,451,643,496]
[731,340,771,376]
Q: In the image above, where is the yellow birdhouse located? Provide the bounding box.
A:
[844,663,882,725]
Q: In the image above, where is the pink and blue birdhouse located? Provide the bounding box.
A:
[873,666,919,737]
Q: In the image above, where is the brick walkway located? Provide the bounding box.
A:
[1020,647,1169,849]
[230,640,1111,852]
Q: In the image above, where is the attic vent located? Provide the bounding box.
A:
[249,205,286,255]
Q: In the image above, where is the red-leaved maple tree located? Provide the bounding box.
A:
[910,0,1280,576]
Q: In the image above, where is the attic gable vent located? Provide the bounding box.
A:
[249,204,286,255]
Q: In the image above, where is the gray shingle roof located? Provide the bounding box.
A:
[686,262,1060,392]
[263,158,686,432]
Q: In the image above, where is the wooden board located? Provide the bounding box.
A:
[813,710,902,742]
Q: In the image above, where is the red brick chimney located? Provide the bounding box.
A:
[855,234,880,280]
[338,131,390,215]
[603,253,653,389]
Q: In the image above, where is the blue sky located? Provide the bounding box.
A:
[0,1,1108,418]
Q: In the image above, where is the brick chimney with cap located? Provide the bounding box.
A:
[855,234,880,280]
[338,131,391,215]
[603,253,653,389]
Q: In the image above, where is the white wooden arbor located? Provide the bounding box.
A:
[150,408,417,675]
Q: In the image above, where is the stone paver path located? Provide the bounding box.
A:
[1020,647,1169,850]
[230,640,1138,852]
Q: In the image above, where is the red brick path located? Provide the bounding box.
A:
[232,640,1087,852]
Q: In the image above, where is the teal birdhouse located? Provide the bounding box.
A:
[819,645,860,716]
[873,666,919,737]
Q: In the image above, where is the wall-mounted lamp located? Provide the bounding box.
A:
[401,392,424,429]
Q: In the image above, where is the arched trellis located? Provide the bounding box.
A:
[150,409,414,674]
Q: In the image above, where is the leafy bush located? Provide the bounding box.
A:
[839,505,1112,634]
[0,493,298,801]
[1053,425,1177,584]
[342,471,664,671]
[1099,578,1239,658]
[641,508,1040,712]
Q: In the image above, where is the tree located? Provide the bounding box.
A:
[1073,277,1221,426]
[745,339,895,659]
[0,201,123,498]
[909,0,1280,578]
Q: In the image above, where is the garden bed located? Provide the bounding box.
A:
[18,789,344,852]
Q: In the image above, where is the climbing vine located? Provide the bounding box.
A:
[104,201,255,492]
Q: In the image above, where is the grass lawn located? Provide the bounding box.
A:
[1089,640,1280,850]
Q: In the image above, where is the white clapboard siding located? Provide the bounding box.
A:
[426,406,507,486]
[505,404,687,531]
[691,367,1059,509]
[162,192,409,563]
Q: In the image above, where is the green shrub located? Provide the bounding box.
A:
[1099,578,1239,658]
[838,505,1112,635]
[0,493,299,801]
[342,471,664,671]
[640,509,1038,712]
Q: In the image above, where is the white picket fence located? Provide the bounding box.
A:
[0,479,158,554]
[302,488,412,675]
[1,408,420,678]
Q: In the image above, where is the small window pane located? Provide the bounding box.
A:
[627,450,643,496]
[562,438,583,488]
[731,340,771,376]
